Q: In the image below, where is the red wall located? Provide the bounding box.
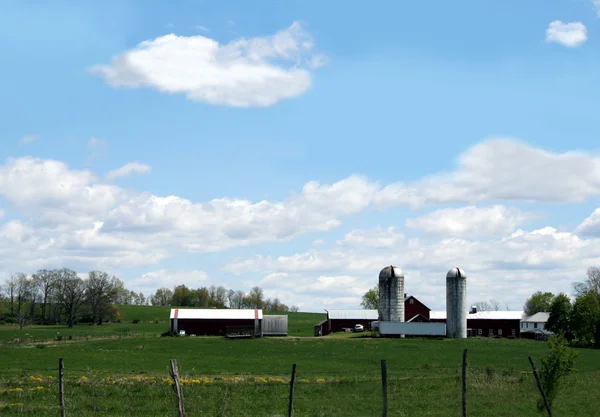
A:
[466,319,520,338]
[405,296,431,321]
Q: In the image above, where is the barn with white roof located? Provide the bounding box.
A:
[430,307,525,338]
[170,308,265,337]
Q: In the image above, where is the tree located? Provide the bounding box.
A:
[32,269,57,322]
[489,299,500,311]
[361,285,379,309]
[85,271,121,325]
[524,291,555,317]
[55,269,86,328]
[573,266,600,298]
[151,288,173,306]
[14,273,30,315]
[546,293,573,335]
[247,286,265,309]
[3,275,17,315]
[570,290,600,346]
[537,334,578,412]
[473,301,492,312]
[171,285,193,306]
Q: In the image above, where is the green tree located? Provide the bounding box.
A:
[524,291,555,317]
[570,290,600,347]
[361,285,379,309]
[537,334,578,412]
[546,293,572,335]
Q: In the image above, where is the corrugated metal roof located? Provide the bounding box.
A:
[170,309,263,320]
[429,310,525,320]
[326,309,378,320]
[522,312,550,323]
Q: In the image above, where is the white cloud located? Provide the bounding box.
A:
[18,134,38,145]
[337,226,404,248]
[575,208,600,237]
[594,0,600,16]
[126,269,209,294]
[405,205,540,237]
[105,162,152,180]
[195,25,210,32]
[374,138,600,208]
[545,21,587,47]
[0,209,4,219]
[225,225,599,310]
[90,21,326,107]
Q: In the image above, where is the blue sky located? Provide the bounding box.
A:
[2,0,600,312]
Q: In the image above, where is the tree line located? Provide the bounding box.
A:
[523,266,600,347]
[0,268,298,329]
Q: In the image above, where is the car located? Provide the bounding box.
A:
[353,324,364,332]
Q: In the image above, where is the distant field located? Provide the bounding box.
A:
[1,306,599,416]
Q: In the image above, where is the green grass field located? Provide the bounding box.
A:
[1,306,599,416]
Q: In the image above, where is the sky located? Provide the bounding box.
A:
[2,0,600,313]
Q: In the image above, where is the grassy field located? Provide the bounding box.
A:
[1,306,599,416]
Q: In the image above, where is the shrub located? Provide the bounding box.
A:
[131,319,140,324]
[537,334,578,412]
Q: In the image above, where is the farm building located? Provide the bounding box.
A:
[520,312,553,340]
[315,295,432,336]
[170,309,265,337]
[430,308,524,338]
[315,309,378,336]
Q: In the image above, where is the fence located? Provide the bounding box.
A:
[0,349,589,416]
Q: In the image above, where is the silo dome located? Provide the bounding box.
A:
[378,265,405,323]
[379,265,404,279]
[446,267,465,279]
[446,267,467,339]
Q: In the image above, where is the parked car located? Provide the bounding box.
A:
[353,324,364,332]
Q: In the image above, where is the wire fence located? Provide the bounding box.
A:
[0,354,598,416]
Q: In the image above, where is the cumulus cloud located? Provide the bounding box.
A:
[545,21,587,47]
[18,134,38,145]
[90,21,326,107]
[105,162,152,180]
[405,205,540,237]
[224,225,599,310]
[337,226,404,248]
[126,269,209,294]
[575,208,600,237]
[374,138,600,208]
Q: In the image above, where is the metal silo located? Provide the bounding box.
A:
[378,265,404,323]
[446,267,467,339]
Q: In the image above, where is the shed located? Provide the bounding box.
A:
[262,315,288,336]
[170,309,263,337]
[322,309,379,335]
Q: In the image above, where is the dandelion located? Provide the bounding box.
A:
[8,388,23,392]
[316,378,326,383]
[29,386,44,391]
[10,402,24,407]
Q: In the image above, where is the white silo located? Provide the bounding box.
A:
[446,267,467,339]
[378,265,404,322]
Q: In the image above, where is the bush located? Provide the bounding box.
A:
[131,319,140,324]
[537,334,578,412]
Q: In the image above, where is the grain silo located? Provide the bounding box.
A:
[378,265,404,323]
[446,267,467,339]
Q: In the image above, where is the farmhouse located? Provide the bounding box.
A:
[520,312,552,340]
[170,308,263,337]
[430,308,524,338]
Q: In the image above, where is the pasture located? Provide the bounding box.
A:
[0,307,599,416]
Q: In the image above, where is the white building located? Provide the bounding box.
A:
[520,312,553,339]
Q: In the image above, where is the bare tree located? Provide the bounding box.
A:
[55,269,86,328]
[574,266,600,298]
[489,299,500,311]
[473,301,492,312]
[32,269,57,322]
[248,286,265,309]
[3,275,17,315]
[14,273,29,315]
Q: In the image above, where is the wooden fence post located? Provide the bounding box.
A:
[59,357,66,417]
[288,363,297,417]
[381,360,388,417]
[528,356,552,417]
[170,359,186,417]
[462,349,468,417]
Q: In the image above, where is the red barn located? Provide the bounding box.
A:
[170,308,262,337]
[430,309,523,338]
[404,295,431,322]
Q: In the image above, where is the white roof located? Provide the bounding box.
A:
[522,312,550,323]
[429,310,525,320]
[326,309,378,320]
[170,309,263,320]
